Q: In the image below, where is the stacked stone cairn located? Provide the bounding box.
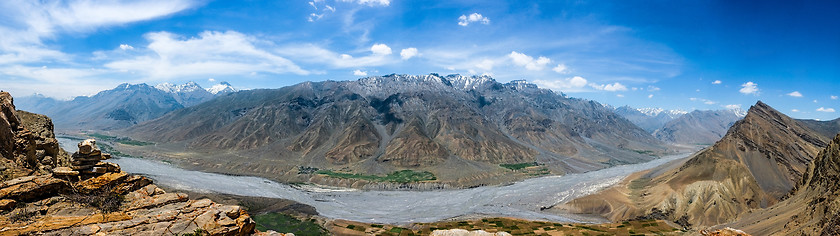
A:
[52,139,119,178]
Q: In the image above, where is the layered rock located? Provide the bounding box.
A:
[0,92,258,235]
[64,139,119,177]
[0,172,255,235]
[0,91,70,179]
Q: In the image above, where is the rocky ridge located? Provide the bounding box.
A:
[559,101,829,228]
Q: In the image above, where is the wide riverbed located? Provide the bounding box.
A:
[58,138,689,224]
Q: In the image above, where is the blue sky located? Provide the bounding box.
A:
[0,0,837,120]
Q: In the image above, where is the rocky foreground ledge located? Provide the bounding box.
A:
[0,171,258,235]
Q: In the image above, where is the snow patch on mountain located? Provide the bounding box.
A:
[208,82,237,94]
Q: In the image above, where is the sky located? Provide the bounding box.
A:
[0,0,838,120]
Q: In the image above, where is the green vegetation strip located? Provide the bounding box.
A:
[253,212,328,236]
[315,169,436,183]
[88,133,154,146]
[500,162,539,170]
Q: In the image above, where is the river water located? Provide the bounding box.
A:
[58,137,689,224]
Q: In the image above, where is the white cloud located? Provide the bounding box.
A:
[690,97,718,105]
[0,0,197,65]
[724,104,741,110]
[339,0,390,6]
[276,43,396,68]
[308,13,324,22]
[589,82,627,91]
[648,94,653,98]
[831,95,838,100]
[787,91,803,97]
[739,81,759,95]
[791,109,799,112]
[616,94,624,98]
[712,80,722,84]
[400,47,418,60]
[458,13,490,26]
[475,59,494,71]
[817,107,835,112]
[533,76,588,92]
[647,85,660,91]
[105,31,309,79]
[508,51,551,71]
[352,69,367,76]
[119,44,134,50]
[371,43,392,55]
[552,64,568,73]
[208,78,215,82]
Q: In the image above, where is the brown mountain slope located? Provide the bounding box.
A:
[558,101,829,228]
[727,134,840,235]
[123,74,668,186]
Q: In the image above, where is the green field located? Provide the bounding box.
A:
[315,169,436,183]
[88,133,154,146]
[253,212,328,236]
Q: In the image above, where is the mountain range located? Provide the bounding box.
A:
[122,74,671,186]
[614,106,745,145]
[612,106,687,133]
[557,101,840,231]
[15,81,236,131]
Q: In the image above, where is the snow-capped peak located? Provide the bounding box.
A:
[445,74,495,90]
[154,82,176,93]
[636,107,688,117]
[155,81,203,93]
[207,82,237,94]
[729,108,748,117]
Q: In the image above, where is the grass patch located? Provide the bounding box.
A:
[630,149,655,156]
[254,212,328,236]
[97,142,142,159]
[500,162,539,170]
[628,178,651,190]
[315,169,436,183]
[88,133,154,146]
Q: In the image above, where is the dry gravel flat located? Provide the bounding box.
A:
[59,138,690,225]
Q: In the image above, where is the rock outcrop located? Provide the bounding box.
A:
[0,91,257,235]
[0,91,70,179]
[0,172,255,235]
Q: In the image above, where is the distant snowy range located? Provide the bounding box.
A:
[15,81,237,131]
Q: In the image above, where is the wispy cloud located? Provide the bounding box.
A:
[552,64,568,73]
[712,80,722,84]
[0,0,198,65]
[787,91,803,97]
[724,104,741,110]
[533,76,588,92]
[739,81,759,95]
[352,69,367,76]
[105,31,309,79]
[831,95,838,100]
[458,13,490,26]
[817,107,835,112]
[589,82,627,92]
